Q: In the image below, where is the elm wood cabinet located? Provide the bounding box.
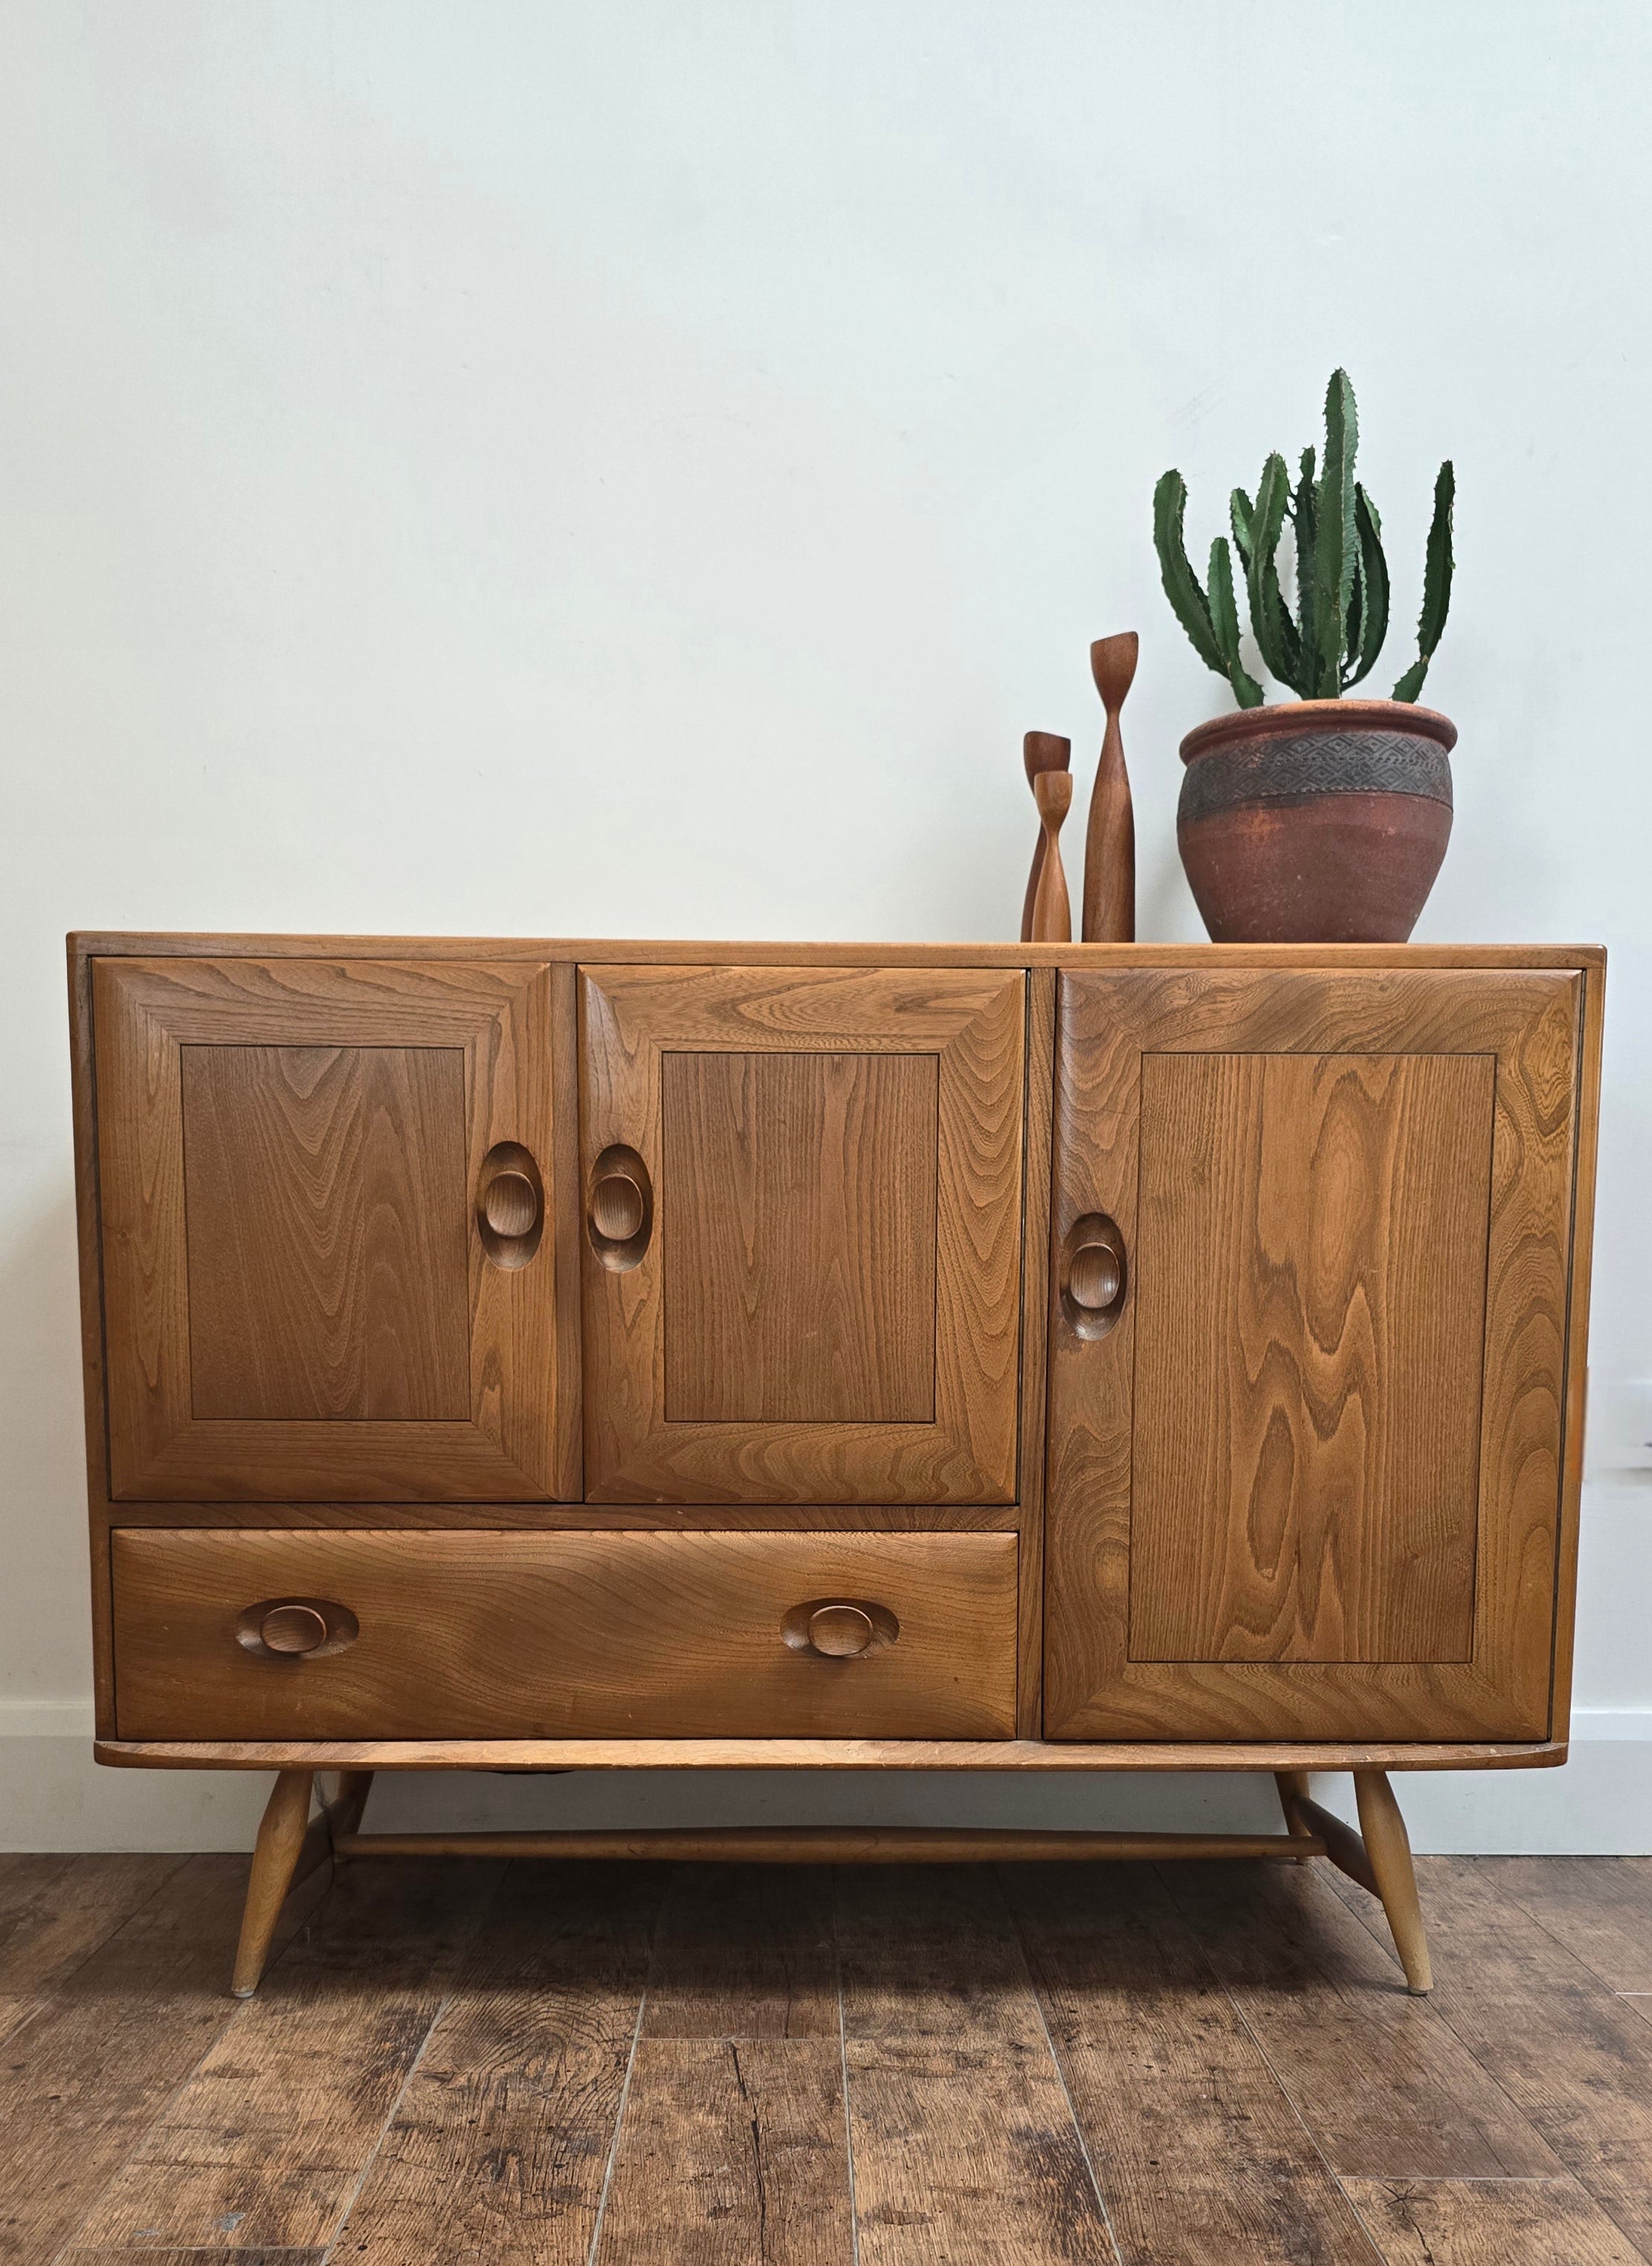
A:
[68,936,1604,1999]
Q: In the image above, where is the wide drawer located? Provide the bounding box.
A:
[111,1529,1019,1740]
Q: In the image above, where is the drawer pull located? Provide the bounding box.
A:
[260,1603,328,1655]
[781,1596,900,1658]
[808,1604,875,1657]
[236,1595,359,1662]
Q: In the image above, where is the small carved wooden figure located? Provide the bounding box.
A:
[1030,769,1074,943]
[1019,731,1071,941]
[1084,632,1138,942]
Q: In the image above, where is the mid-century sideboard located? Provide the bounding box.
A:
[67,935,1604,1995]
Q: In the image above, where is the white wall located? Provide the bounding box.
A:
[2,0,1648,1852]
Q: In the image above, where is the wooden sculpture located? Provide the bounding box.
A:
[1083,632,1138,943]
[1030,769,1073,943]
[1019,732,1071,941]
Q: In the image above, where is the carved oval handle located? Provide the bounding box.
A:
[781,1597,899,1657]
[477,1143,545,1269]
[481,1168,540,1239]
[236,1595,359,1660]
[807,1604,876,1658]
[587,1144,654,1271]
[590,1167,645,1243]
[1068,1239,1123,1314]
[259,1603,329,1656]
[1060,1213,1128,1340]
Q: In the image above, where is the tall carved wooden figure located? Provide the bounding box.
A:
[1083,630,1137,943]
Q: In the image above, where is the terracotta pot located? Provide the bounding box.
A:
[1175,698,1456,943]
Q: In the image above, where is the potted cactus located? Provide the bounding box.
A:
[1154,369,1456,941]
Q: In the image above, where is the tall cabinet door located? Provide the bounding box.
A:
[581,965,1025,1503]
[94,956,575,1501]
[1044,966,1583,1743]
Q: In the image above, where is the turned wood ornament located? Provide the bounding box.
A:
[1030,769,1073,943]
[1019,732,1071,941]
[1083,632,1138,943]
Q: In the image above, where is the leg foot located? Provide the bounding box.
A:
[1353,1770,1433,1995]
[230,1769,314,1998]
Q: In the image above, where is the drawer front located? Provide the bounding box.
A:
[112,1529,1018,1740]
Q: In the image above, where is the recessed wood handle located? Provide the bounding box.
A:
[807,1604,876,1657]
[1069,1239,1123,1312]
[1059,1213,1128,1339]
[477,1142,545,1269]
[259,1603,329,1656]
[590,1167,645,1243]
[587,1144,654,1271]
[481,1168,540,1239]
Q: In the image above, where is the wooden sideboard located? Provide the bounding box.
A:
[68,935,1604,1995]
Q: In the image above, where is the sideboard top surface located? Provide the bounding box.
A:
[68,933,1607,970]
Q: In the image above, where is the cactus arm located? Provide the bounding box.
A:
[1343,482,1390,688]
[1392,460,1454,702]
[1207,536,1264,707]
[1311,369,1359,697]
[1153,469,1227,677]
[1245,452,1306,694]
[1230,486,1255,575]
[1291,446,1317,674]
[1343,557,1366,690]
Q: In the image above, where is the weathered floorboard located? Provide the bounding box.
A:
[330,1861,663,2266]
[1009,1862,1379,2264]
[596,2038,852,2264]
[1341,2175,1645,2265]
[66,1859,499,2253]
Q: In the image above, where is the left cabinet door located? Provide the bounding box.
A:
[94,957,575,1500]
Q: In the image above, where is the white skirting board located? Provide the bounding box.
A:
[0,1704,1648,1854]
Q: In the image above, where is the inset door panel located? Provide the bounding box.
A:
[1044,967,1581,1743]
[94,958,575,1501]
[581,966,1025,1502]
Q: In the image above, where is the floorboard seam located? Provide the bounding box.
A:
[996,1863,1126,2266]
[1149,1863,1390,2266]
[317,1857,511,2265]
[44,1859,263,2266]
[584,1861,668,2266]
[833,1867,860,2266]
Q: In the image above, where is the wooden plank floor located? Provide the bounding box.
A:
[1,1850,1649,2264]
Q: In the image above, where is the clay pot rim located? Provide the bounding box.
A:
[1179,697,1456,766]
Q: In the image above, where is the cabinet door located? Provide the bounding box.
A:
[94,957,574,1500]
[1044,966,1582,1743]
[581,965,1025,1502]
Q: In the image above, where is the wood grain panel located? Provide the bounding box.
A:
[662,1049,937,1424]
[1129,1050,1493,1665]
[1043,966,1583,1743]
[182,1045,470,1422]
[581,965,1024,1504]
[112,1528,1019,1740]
[93,957,572,1500]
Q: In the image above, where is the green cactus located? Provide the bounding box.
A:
[1153,371,1453,706]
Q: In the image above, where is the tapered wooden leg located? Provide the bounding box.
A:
[1274,1770,1315,1862]
[1354,1769,1433,1995]
[332,1771,375,1845]
[230,1769,314,1998]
